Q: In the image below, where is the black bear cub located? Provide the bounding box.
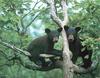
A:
[27,28,62,67]
[64,26,92,68]
[64,26,81,63]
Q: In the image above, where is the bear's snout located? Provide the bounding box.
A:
[68,35,74,42]
[53,37,59,42]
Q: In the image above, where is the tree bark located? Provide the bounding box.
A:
[45,0,74,78]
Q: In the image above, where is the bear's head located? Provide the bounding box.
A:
[64,26,81,43]
[45,28,62,43]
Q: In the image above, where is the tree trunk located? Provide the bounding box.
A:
[45,0,74,78]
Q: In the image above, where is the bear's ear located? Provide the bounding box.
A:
[75,27,81,32]
[45,28,51,34]
[57,28,62,32]
[64,26,69,31]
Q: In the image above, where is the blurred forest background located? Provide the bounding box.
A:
[0,0,100,78]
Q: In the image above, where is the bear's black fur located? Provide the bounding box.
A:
[27,28,62,67]
[64,26,81,63]
[64,26,93,68]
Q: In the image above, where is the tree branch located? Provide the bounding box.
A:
[0,39,98,72]
[0,40,31,56]
[73,59,99,74]
[61,0,69,25]
[0,39,60,71]
[25,12,40,29]
[22,0,41,19]
[45,0,62,27]
[45,0,73,78]
[0,39,42,70]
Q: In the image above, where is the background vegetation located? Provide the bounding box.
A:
[0,0,100,78]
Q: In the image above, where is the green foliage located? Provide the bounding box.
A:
[0,0,100,78]
[81,37,99,50]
